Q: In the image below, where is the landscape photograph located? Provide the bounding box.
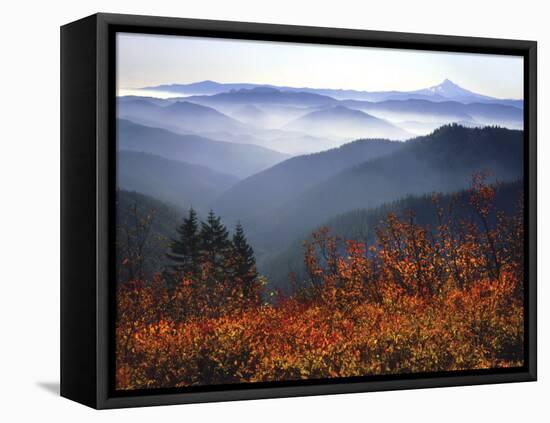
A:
[114,32,525,391]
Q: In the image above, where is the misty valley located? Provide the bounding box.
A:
[116,79,523,291]
[115,78,525,389]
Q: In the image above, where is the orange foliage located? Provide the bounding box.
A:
[116,174,524,390]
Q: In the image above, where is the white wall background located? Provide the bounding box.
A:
[1,0,546,420]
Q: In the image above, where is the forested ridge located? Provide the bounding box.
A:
[262,180,523,291]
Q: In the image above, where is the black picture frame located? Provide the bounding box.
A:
[60,12,537,409]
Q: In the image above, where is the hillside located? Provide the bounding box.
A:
[213,138,404,223]
[260,180,524,291]
[117,151,239,210]
[230,104,272,127]
[116,190,183,283]
[244,125,524,253]
[118,99,247,134]
[283,105,411,140]
[117,119,289,178]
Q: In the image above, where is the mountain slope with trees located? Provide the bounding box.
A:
[116,190,183,284]
[213,138,404,223]
[260,180,524,291]
[244,125,524,253]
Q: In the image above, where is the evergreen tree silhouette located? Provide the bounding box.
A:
[167,208,201,276]
[232,222,259,304]
[200,210,231,273]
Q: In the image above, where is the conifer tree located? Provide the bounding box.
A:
[200,210,231,272]
[232,222,259,305]
[167,208,201,276]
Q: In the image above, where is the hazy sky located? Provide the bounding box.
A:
[117,32,523,99]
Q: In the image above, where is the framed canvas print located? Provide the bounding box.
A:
[60,13,537,409]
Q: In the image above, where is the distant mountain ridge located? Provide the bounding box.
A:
[142,80,262,96]
[119,82,522,150]
[340,98,524,130]
[411,79,493,102]
[185,87,338,108]
[118,97,339,155]
[117,98,247,134]
[283,105,412,140]
[140,79,523,107]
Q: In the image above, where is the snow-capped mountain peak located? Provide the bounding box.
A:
[419,79,491,101]
[429,79,469,95]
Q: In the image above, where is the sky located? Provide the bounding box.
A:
[117,32,524,100]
